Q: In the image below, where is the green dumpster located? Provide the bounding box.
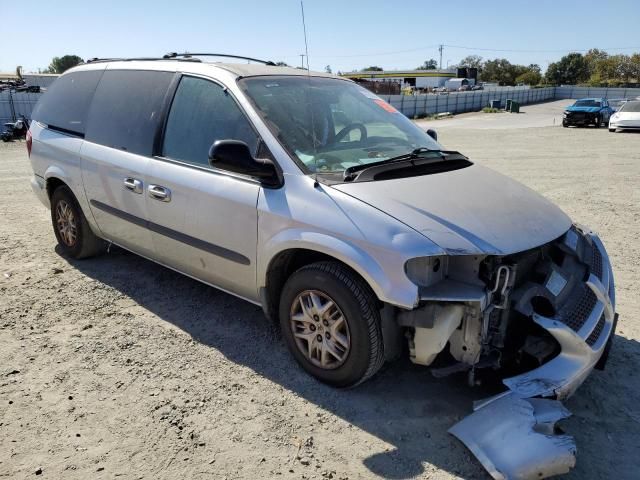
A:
[505,99,513,111]
[510,101,520,113]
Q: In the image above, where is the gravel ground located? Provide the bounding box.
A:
[1,103,639,479]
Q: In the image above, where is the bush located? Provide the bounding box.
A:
[482,107,501,113]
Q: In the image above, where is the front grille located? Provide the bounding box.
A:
[567,112,586,120]
[586,313,605,346]
[591,245,603,279]
[558,285,598,332]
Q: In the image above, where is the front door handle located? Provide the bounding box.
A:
[148,184,171,202]
[123,177,143,194]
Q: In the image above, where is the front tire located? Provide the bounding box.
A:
[50,185,106,259]
[279,261,384,387]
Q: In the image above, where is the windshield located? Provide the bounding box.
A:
[574,99,601,107]
[619,101,640,112]
[239,76,442,175]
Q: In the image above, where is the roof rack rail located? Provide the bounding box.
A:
[85,57,202,64]
[163,52,276,66]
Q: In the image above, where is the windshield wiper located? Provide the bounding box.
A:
[343,147,442,181]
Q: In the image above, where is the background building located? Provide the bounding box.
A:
[341,69,456,90]
[22,74,59,88]
[341,67,479,93]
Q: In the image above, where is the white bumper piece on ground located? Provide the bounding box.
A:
[449,393,576,480]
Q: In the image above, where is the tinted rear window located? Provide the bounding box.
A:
[31,70,104,135]
[85,70,174,156]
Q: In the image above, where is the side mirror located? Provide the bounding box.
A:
[426,129,438,142]
[208,140,280,187]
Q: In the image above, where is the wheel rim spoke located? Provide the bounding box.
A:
[324,339,343,361]
[55,200,77,246]
[289,289,351,370]
[332,331,349,349]
[299,296,312,319]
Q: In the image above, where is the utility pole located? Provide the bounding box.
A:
[438,44,444,70]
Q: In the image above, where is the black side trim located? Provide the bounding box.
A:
[91,200,146,228]
[153,72,181,156]
[89,200,251,265]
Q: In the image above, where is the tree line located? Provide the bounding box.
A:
[37,51,640,87]
[361,50,640,87]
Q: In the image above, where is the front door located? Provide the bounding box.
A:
[146,75,262,301]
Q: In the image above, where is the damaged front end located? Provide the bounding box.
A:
[400,225,616,479]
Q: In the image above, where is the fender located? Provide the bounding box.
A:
[44,165,104,237]
[44,165,75,192]
[258,228,423,309]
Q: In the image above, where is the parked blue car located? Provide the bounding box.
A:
[563,98,613,128]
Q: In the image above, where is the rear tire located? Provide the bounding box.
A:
[50,185,106,259]
[279,261,384,388]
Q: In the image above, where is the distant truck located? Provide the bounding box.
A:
[562,98,613,128]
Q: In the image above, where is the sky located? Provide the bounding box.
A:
[3,0,640,74]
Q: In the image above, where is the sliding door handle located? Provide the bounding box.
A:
[148,184,171,202]
[123,177,143,194]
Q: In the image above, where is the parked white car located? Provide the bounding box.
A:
[609,100,640,132]
[27,54,617,479]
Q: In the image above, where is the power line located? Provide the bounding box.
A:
[275,44,640,61]
[444,44,640,53]
[280,44,441,59]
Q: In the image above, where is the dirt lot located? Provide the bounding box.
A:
[1,101,639,479]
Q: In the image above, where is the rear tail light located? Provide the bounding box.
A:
[26,129,32,157]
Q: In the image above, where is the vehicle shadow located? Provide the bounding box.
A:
[60,246,635,479]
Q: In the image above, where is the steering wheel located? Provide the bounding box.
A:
[333,123,368,143]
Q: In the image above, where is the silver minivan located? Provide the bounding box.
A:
[27,55,617,474]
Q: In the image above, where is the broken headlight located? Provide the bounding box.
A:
[404,256,447,287]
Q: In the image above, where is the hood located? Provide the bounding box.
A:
[613,111,640,120]
[331,164,572,255]
[566,105,601,113]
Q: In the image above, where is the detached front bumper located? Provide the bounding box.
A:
[503,229,616,400]
[450,227,617,479]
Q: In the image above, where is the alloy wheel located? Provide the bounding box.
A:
[289,290,351,369]
[55,200,77,246]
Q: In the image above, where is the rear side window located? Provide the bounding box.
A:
[31,70,103,136]
[85,70,173,156]
[162,76,258,168]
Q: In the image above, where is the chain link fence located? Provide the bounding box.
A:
[0,90,42,130]
[554,86,640,101]
[379,87,557,118]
